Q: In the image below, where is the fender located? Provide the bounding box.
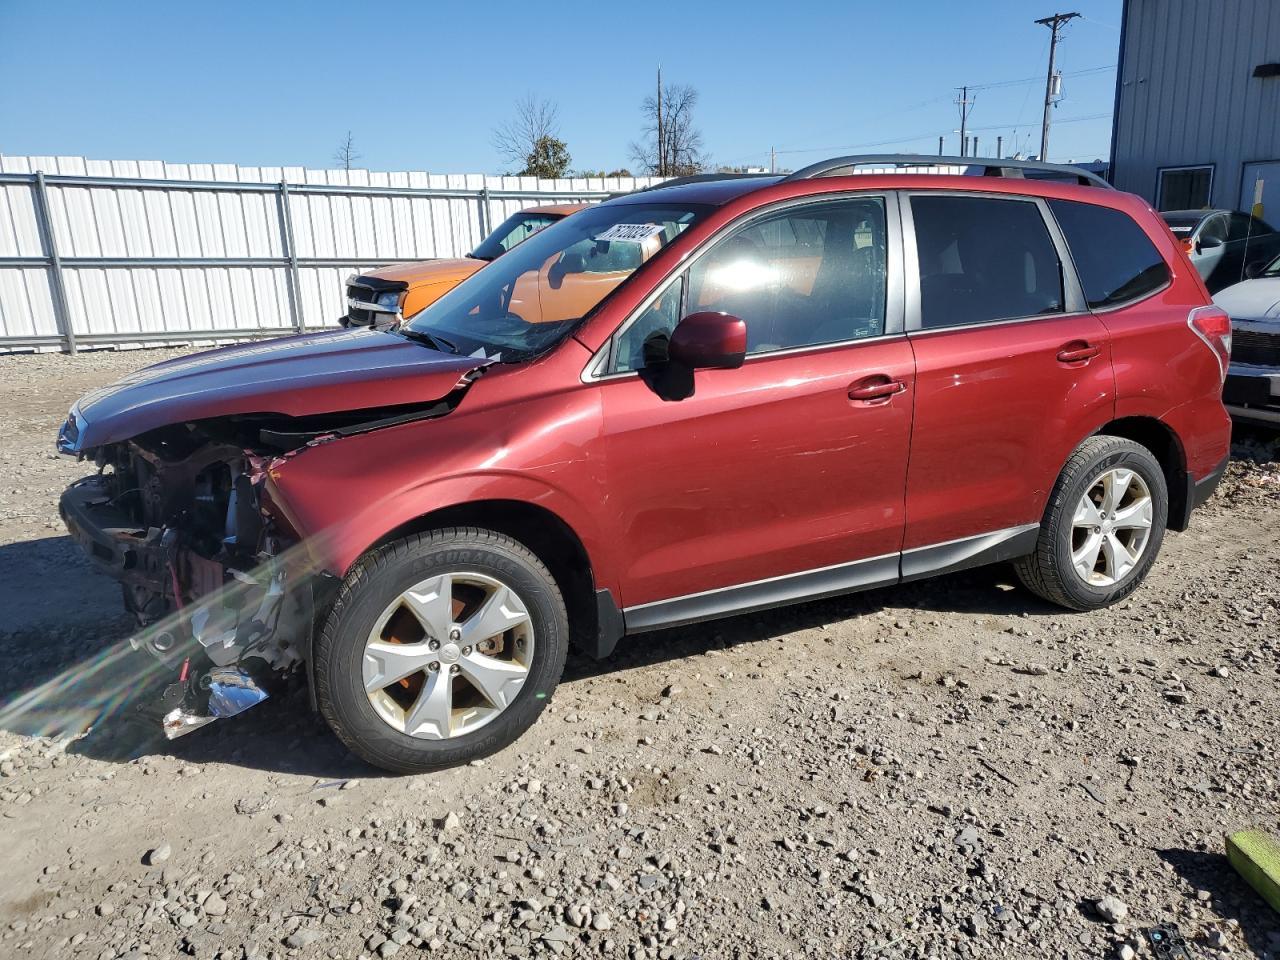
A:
[261,378,619,595]
[283,470,613,586]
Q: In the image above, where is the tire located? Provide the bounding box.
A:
[1014,436,1169,611]
[314,527,569,773]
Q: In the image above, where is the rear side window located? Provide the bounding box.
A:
[910,195,1064,329]
[1048,199,1170,309]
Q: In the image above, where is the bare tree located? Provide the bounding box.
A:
[493,96,571,178]
[629,81,706,177]
[333,131,361,171]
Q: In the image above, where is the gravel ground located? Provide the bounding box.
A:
[0,346,1277,960]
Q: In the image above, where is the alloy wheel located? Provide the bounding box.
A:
[362,572,535,739]
[1070,467,1153,587]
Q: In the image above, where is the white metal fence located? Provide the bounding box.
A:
[0,156,664,353]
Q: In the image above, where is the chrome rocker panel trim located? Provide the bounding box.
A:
[622,523,1041,634]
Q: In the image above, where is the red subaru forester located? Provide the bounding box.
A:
[58,157,1232,772]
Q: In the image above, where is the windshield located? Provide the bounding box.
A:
[471,211,563,261]
[404,201,710,362]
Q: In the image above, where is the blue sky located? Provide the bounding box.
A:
[0,0,1123,174]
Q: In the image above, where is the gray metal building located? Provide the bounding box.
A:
[1110,0,1280,218]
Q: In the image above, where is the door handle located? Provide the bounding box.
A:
[1056,341,1101,364]
[848,375,907,402]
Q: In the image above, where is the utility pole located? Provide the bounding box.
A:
[1035,11,1080,161]
[770,146,776,174]
[955,85,974,157]
[973,136,979,157]
[997,135,1004,159]
[656,65,664,177]
[938,136,944,156]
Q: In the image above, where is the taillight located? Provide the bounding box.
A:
[1187,305,1232,381]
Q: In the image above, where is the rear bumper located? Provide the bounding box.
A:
[1224,362,1280,426]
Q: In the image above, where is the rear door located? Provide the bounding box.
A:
[1225,212,1280,283]
[900,192,1114,566]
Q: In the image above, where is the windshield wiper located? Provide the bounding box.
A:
[398,328,459,354]
[465,252,494,262]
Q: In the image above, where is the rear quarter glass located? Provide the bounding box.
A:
[1078,199,1228,479]
[1047,199,1171,309]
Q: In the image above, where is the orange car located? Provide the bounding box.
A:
[341,204,586,327]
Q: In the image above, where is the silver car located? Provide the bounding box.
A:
[1162,209,1280,294]
[1213,252,1280,427]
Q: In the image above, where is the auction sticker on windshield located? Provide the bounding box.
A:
[593,223,665,243]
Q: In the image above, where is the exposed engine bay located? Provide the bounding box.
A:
[59,420,317,738]
[55,334,492,741]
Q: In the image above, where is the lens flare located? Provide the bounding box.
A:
[0,533,336,756]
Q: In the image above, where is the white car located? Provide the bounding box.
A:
[1213,252,1280,426]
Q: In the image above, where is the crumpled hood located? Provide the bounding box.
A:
[1214,277,1280,320]
[70,328,483,449]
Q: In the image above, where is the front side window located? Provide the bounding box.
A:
[910,195,1064,329]
[1198,214,1227,245]
[404,201,707,362]
[471,211,563,260]
[1048,199,1170,308]
[690,198,888,355]
[609,198,888,372]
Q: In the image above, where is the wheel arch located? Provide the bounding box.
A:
[363,499,617,661]
[1092,416,1191,530]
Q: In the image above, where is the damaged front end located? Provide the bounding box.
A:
[58,423,315,738]
[55,335,491,741]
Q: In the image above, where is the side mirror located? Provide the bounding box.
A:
[1197,234,1224,251]
[548,251,585,289]
[1244,259,1265,279]
[668,312,747,370]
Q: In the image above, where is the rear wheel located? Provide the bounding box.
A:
[1015,436,1168,611]
[314,527,568,773]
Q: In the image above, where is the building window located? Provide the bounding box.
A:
[1157,166,1214,211]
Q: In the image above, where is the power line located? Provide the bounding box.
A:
[966,111,1109,133]
[722,60,1116,167]
[969,63,1115,91]
[767,112,1109,158]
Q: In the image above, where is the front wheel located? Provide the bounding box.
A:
[1015,436,1168,611]
[314,527,568,773]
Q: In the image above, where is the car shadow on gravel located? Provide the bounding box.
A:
[0,534,125,635]
[1157,847,1280,955]
[565,562,1060,684]
[0,554,1063,778]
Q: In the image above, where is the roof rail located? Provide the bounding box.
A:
[782,154,1112,189]
[607,171,779,200]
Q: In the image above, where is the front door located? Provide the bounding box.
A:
[595,195,915,624]
[1193,213,1228,287]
